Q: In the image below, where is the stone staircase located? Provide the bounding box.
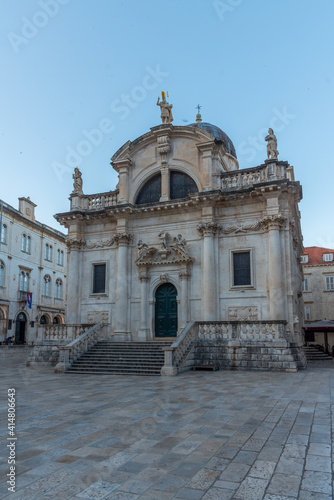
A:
[65,341,171,375]
[303,345,333,361]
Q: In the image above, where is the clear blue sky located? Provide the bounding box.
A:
[1,0,333,248]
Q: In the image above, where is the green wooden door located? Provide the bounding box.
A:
[155,283,178,337]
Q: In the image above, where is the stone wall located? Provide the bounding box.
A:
[193,340,306,372]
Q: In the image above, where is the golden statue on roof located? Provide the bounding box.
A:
[157,91,173,124]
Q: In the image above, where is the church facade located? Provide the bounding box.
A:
[55,104,306,371]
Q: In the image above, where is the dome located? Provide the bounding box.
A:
[188,122,237,159]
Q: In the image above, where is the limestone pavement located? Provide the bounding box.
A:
[0,358,333,499]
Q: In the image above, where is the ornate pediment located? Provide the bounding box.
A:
[136,233,193,266]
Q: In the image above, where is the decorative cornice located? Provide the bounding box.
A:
[197,222,220,237]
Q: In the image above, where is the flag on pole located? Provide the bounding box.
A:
[27,292,32,309]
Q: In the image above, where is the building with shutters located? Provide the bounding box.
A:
[54,103,306,372]
[0,197,66,343]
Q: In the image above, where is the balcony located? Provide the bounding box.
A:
[18,291,30,301]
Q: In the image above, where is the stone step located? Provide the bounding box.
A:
[303,346,333,361]
[66,340,171,375]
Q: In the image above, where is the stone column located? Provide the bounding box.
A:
[198,222,219,321]
[65,238,85,323]
[114,233,132,339]
[112,157,132,204]
[262,215,287,320]
[179,270,191,329]
[160,166,170,202]
[138,270,150,341]
[197,143,214,190]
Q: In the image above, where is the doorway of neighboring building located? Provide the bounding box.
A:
[15,312,27,343]
[155,283,178,337]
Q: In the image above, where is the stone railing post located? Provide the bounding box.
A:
[161,347,177,376]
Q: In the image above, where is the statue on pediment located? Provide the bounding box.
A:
[157,91,173,124]
[72,167,83,194]
[265,128,279,160]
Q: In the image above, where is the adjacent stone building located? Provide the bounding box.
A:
[301,246,334,322]
[54,103,306,372]
[0,197,67,343]
[301,246,334,352]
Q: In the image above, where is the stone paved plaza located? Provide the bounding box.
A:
[1,358,334,499]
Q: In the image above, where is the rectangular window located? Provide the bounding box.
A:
[323,253,333,262]
[300,255,309,264]
[302,278,309,292]
[45,244,49,260]
[233,251,251,286]
[93,264,106,294]
[48,245,53,261]
[304,305,311,321]
[325,276,334,291]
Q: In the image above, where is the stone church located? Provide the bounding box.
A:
[55,96,306,372]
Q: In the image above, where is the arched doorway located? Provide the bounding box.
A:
[155,283,178,337]
[15,312,27,343]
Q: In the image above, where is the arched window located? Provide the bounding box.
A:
[40,314,49,324]
[55,278,63,299]
[57,249,64,266]
[136,173,161,205]
[45,243,53,261]
[21,234,26,252]
[0,261,4,287]
[21,234,31,253]
[170,171,198,200]
[43,275,51,297]
[1,224,7,244]
[19,271,29,292]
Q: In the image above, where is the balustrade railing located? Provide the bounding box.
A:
[85,190,118,210]
[221,162,293,190]
[55,321,106,372]
[39,324,91,342]
[161,321,287,376]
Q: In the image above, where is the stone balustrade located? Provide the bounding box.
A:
[38,324,91,343]
[161,322,198,376]
[55,321,106,373]
[199,321,286,341]
[221,161,293,190]
[85,191,118,210]
[161,320,288,376]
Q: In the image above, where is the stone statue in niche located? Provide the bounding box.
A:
[72,167,83,194]
[265,128,279,160]
[157,91,173,124]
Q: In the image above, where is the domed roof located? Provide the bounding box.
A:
[188,122,237,158]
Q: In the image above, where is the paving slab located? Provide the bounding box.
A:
[0,358,333,499]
